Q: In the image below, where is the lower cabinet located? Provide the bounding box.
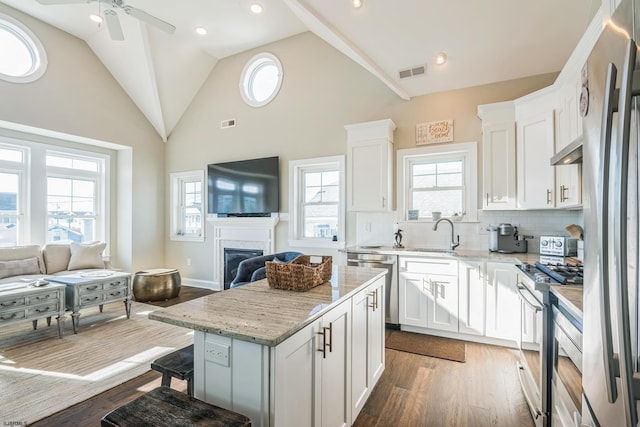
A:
[351,278,385,420]
[485,261,520,342]
[195,276,386,427]
[458,260,485,336]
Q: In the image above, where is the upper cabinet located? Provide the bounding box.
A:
[478,102,517,210]
[345,119,396,211]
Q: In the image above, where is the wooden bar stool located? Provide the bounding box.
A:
[150,344,194,396]
[101,386,251,426]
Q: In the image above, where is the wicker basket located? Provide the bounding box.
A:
[266,255,332,291]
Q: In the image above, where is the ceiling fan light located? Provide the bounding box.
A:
[250,3,263,14]
[352,0,364,8]
[89,14,103,24]
[195,26,207,36]
[436,52,447,65]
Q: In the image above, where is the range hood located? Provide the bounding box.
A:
[550,135,583,165]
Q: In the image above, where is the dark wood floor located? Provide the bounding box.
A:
[30,286,534,427]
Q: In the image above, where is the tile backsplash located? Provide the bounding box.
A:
[354,210,583,253]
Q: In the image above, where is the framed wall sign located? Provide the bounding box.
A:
[416,120,454,145]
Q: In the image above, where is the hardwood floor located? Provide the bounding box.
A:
[30,286,534,427]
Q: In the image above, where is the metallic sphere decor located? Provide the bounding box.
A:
[133,268,181,302]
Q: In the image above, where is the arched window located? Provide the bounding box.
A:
[0,14,47,83]
[240,52,283,107]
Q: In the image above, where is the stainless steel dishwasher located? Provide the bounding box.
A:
[347,251,398,326]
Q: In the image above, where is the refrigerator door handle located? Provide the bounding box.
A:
[614,38,639,427]
[599,61,620,404]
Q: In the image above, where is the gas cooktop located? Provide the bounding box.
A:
[517,258,584,286]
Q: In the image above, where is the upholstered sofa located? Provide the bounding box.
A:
[230,251,303,288]
[0,242,112,285]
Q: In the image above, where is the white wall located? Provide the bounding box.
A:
[0,4,165,272]
[166,31,561,286]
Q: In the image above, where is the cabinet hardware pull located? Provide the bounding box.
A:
[327,322,333,353]
[317,328,327,358]
[560,185,569,202]
[86,285,98,291]
[35,307,50,313]
[546,189,552,204]
[486,193,490,206]
[35,295,50,300]
[374,289,379,310]
[1,301,17,307]
[382,196,386,208]
[1,313,17,320]
[87,296,99,301]
[110,292,121,297]
[368,291,376,310]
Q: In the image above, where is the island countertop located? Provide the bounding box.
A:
[149,265,386,347]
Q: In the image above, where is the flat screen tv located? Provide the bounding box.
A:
[207,156,279,216]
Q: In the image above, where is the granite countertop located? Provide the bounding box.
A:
[149,266,386,347]
[344,245,541,264]
[550,285,583,321]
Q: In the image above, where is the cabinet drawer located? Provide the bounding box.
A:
[102,278,128,291]
[78,282,104,294]
[0,296,26,309]
[79,292,105,305]
[400,257,458,275]
[27,291,60,305]
[0,308,26,323]
[102,287,127,302]
[27,303,60,318]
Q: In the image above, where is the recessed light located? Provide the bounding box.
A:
[352,0,364,8]
[250,3,263,14]
[195,26,207,36]
[436,52,447,65]
[89,14,103,24]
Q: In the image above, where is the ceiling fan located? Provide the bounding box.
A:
[34,0,176,41]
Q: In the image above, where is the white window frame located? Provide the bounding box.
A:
[0,13,48,83]
[289,155,345,249]
[397,142,478,222]
[46,149,108,244]
[0,143,29,245]
[170,170,204,242]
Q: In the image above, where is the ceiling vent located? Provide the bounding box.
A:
[221,119,236,129]
[399,65,426,79]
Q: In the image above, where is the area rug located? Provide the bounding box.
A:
[386,330,466,362]
[0,301,194,425]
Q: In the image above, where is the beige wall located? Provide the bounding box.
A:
[0,4,165,272]
[166,31,557,284]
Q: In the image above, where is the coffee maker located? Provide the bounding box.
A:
[487,223,531,253]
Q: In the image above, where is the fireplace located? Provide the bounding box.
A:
[224,248,263,289]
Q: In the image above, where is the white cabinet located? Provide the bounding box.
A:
[273,297,351,427]
[351,277,385,421]
[478,102,517,210]
[485,261,520,342]
[345,119,396,211]
[516,111,556,209]
[458,260,485,336]
[398,256,459,333]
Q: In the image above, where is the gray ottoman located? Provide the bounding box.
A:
[133,268,181,302]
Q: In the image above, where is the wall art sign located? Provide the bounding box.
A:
[416,120,454,145]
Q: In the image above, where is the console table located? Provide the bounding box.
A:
[48,271,132,334]
[0,282,67,338]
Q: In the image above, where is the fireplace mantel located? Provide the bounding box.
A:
[209,215,279,290]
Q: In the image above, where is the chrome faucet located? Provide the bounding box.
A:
[433,218,460,250]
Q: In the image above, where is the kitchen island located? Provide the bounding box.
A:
[150,265,387,427]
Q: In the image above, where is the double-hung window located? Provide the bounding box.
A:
[170,170,204,241]
[0,144,28,246]
[289,156,345,248]
[46,152,105,243]
[398,142,478,221]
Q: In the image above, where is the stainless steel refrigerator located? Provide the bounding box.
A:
[582,0,640,425]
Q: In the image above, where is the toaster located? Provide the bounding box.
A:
[539,236,578,256]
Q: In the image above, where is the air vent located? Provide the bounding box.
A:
[399,65,426,79]
[221,119,236,129]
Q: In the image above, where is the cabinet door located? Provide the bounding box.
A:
[482,121,517,210]
[347,138,392,211]
[273,319,322,427]
[398,271,428,327]
[485,262,520,342]
[425,273,459,333]
[320,298,351,427]
[459,260,485,336]
[516,112,556,209]
[351,277,385,423]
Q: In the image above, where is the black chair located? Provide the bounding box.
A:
[150,344,194,396]
[230,251,302,288]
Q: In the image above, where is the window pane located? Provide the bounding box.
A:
[305,172,322,187]
[47,217,95,243]
[181,179,202,237]
[438,161,462,174]
[0,217,18,247]
[0,147,23,163]
[437,173,462,187]
[411,189,463,217]
[303,204,338,238]
[0,24,34,77]
[413,163,436,175]
[413,175,436,188]
[47,154,98,172]
[305,186,322,203]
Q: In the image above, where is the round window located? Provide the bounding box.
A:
[240,52,283,107]
[0,14,47,83]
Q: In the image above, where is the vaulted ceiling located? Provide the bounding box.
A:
[0,0,600,141]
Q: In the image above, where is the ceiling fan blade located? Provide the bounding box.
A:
[124,6,176,34]
[35,0,89,4]
[104,9,124,41]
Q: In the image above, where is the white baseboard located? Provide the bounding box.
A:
[181,277,219,291]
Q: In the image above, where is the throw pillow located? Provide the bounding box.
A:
[67,241,106,271]
[0,257,41,279]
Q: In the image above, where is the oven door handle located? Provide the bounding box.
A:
[516,284,542,312]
